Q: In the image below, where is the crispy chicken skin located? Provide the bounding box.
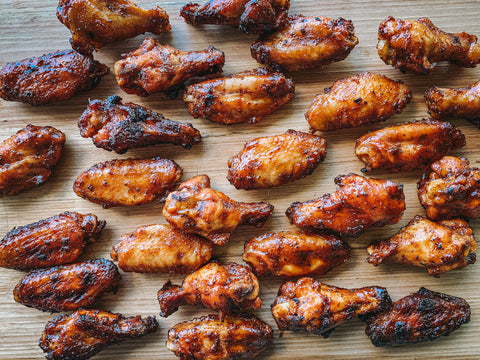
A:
[243,231,351,277]
[180,0,290,34]
[39,309,159,360]
[286,173,405,237]
[251,15,358,73]
[167,314,273,360]
[0,212,104,270]
[0,125,65,196]
[363,287,470,347]
[271,277,391,337]
[57,0,171,55]
[73,158,182,208]
[377,16,480,74]
[158,261,261,317]
[305,72,412,131]
[418,156,480,220]
[163,175,274,245]
[0,49,108,105]
[13,259,121,312]
[111,224,213,273]
[114,38,225,98]
[227,130,326,190]
[78,95,201,154]
[183,68,294,124]
[355,119,465,173]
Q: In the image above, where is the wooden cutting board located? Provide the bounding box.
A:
[1,1,480,359]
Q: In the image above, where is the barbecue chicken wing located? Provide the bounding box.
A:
[243,231,351,277]
[377,16,480,74]
[13,259,121,312]
[183,68,294,124]
[0,125,65,196]
[286,173,405,237]
[305,72,412,131]
[78,95,201,154]
[73,158,182,208]
[39,309,158,360]
[355,119,465,173]
[180,0,290,34]
[418,156,480,220]
[57,0,170,55]
[251,15,358,73]
[367,215,476,276]
[363,287,470,346]
[111,224,213,273]
[227,130,326,190]
[271,277,391,337]
[0,212,104,270]
[163,175,273,245]
[0,49,108,105]
[114,38,225,98]
[158,261,261,317]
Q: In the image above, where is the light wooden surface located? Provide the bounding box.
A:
[1,1,480,359]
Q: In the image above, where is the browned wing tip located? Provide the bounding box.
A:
[180,3,200,24]
[157,281,183,317]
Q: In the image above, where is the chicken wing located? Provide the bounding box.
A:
[158,261,261,317]
[355,119,465,173]
[180,0,290,34]
[57,0,170,55]
[73,158,182,208]
[243,231,350,277]
[162,175,274,245]
[286,173,405,237]
[0,211,104,270]
[367,215,476,276]
[227,130,326,190]
[0,125,65,196]
[251,15,358,73]
[114,38,225,98]
[39,309,158,360]
[78,95,201,154]
[111,224,213,273]
[363,287,470,346]
[167,314,272,360]
[0,49,108,105]
[13,259,121,312]
[271,277,391,337]
[305,72,412,131]
[418,156,480,220]
[183,68,294,124]
[377,16,480,74]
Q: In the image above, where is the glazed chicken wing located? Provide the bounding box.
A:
[73,158,182,208]
[163,175,273,245]
[286,173,405,237]
[0,49,108,105]
[183,68,294,124]
[243,231,350,277]
[57,0,171,54]
[0,125,65,196]
[377,16,480,74]
[158,261,261,317]
[111,224,213,273]
[227,130,326,190]
[363,287,470,346]
[39,309,158,360]
[355,119,465,173]
[114,38,225,98]
[305,72,412,131]
[78,95,201,154]
[167,314,273,360]
[13,259,121,312]
[0,211,104,270]
[271,277,391,337]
